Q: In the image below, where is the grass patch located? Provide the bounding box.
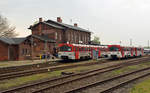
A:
[111,65,139,75]
[0,64,104,90]
[0,71,61,90]
[130,78,150,93]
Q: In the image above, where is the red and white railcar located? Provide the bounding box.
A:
[135,47,143,56]
[58,43,108,60]
[107,45,143,59]
[58,43,91,60]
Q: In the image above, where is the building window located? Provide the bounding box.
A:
[85,35,86,43]
[75,34,76,43]
[55,32,58,39]
[81,34,83,41]
[72,33,73,41]
[22,48,28,55]
[70,32,72,41]
[25,49,27,55]
[79,34,81,41]
[68,32,70,41]
[22,49,24,55]
[60,33,61,40]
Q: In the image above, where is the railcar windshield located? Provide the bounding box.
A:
[59,45,72,51]
[109,46,119,51]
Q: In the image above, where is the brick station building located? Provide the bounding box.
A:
[0,17,91,61]
[0,35,55,61]
[29,17,91,46]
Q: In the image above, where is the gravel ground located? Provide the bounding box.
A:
[40,62,150,93]
[0,60,123,92]
[0,57,148,93]
[0,59,60,68]
[80,68,150,93]
[0,58,123,92]
[111,74,150,93]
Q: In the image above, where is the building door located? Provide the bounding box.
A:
[8,47,15,60]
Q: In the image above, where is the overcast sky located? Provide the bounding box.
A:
[0,0,150,46]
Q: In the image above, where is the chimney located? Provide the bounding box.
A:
[74,23,78,27]
[39,18,42,22]
[57,17,62,23]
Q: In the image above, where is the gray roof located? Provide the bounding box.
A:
[0,37,26,45]
[30,19,91,33]
[42,22,64,29]
[46,20,91,33]
[31,35,56,43]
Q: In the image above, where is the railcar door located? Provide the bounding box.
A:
[121,47,124,58]
[98,48,101,58]
[75,47,79,59]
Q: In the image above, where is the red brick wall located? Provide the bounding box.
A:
[18,37,55,60]
[0,41,8,61]
[31,23,91,45]
[18,40,31,60]
[65,29,90,44]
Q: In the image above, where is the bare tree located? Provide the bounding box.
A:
[0,15,18,37]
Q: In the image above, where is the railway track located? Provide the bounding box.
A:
[66,66,150,93]
[0,59,106,74]
[0,57,145,75]
[0,57,140,81]
[0,59,110,81]
[1,57,150,93]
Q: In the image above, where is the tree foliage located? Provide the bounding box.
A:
[0,15,18,37]
[91,36,100,44]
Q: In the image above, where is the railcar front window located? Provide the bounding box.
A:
[109,47,119,51]
[60,45,72,51]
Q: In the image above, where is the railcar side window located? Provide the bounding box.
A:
[79,48,82,51]
[75,47,78,51]
[60,45,72,51]
[109,46,119,51]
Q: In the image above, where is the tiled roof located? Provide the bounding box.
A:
[46,20,91,33]
[0,35,56,45]
[42,22,64,29]
[29,19,91,33]
[0,37,26,45]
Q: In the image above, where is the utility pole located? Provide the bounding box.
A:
[119,41,122,45]
[130,39,132,46]
[148,40,149,48]
[70,19,72,24]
